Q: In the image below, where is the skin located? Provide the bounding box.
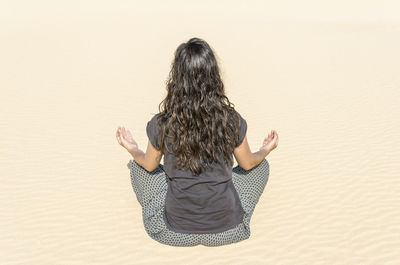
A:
[116,125,279,172]
[116,126,162,172]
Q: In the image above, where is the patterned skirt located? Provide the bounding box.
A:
[127,158,270,247]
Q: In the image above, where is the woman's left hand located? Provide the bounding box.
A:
[116,126,139,155]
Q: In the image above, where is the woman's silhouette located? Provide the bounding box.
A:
[116,37,278,247]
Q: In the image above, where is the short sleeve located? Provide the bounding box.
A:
[235,113,247,148]
[146,114,161,150]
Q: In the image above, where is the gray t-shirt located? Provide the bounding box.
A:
[146,112,247,234]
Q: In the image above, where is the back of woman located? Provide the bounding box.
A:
[116,37,279,246]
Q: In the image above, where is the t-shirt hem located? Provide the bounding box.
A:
[163,206,245,235]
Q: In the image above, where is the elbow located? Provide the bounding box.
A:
[239,162,253,171]
[244,159,259,171]
[144,166,155,172]
[144,164,159,173]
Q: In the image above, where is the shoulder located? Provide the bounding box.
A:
[234,111,247,147]
[234,110,246,127]
[146,113,162,149]
[148,113,160,126]
[146,113,162,136]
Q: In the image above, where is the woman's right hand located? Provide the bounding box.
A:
[260,130,279,154]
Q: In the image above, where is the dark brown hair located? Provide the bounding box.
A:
[156,37,241,175]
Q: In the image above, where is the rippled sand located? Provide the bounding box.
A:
[1,1,399,264]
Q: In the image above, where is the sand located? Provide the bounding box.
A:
[1,1,399,264]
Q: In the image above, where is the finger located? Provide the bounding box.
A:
[118,130,125,143]
[125,129,131,141]
[127,129,134,141]
[116,132,122,145]
[122,127,127,139]
[118,127,127,143]
[124,127,128,139]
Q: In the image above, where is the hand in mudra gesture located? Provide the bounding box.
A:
[116,126,139,155]
[260,130,279,154]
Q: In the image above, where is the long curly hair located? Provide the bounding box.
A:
[156,37,241,175]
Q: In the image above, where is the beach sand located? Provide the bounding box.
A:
[1,1,399,264]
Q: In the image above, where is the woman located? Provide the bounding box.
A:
[116,37,279,247]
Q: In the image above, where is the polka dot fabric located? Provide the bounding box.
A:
[127,158,270,247]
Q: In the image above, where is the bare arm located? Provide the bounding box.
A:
[233,130,278,170]
[116,126,163,172]
[130,140,163,172]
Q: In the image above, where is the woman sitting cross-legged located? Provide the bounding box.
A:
[116,37,279,247]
